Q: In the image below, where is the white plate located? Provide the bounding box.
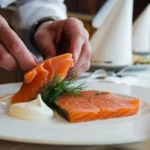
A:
[0,82,150,145]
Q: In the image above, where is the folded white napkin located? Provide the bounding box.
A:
[133,4,150,53]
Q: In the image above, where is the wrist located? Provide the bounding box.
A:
[30,17,58,50]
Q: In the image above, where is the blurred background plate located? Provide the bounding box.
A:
[90,61,126,72]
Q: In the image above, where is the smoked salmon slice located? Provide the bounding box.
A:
[56,90,141,123]
[11,53,74,104]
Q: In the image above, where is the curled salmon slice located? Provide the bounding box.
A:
[11,53,74,104]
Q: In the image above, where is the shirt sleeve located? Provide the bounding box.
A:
[13,0,67,59]
[16,0,67,30]
[0,0,15,8]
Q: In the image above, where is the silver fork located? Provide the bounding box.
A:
[80,69,116,80]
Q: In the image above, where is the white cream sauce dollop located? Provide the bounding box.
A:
[8,94,54,121]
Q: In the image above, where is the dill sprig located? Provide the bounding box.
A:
[40,76,85,107]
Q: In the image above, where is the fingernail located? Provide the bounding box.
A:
[74,52,79,63]
[33,55,37,63]
[67,70,77,79]
[30,52,37,63]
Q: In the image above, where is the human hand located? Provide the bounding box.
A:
[34,17,92,76]
[0,15,36,72]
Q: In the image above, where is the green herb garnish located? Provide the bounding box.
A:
[40,76,85,107]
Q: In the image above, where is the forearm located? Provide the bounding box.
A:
[16,0,67,31]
